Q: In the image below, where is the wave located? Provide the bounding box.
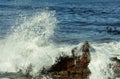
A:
[0,9,120,79]
[0,10,58,73]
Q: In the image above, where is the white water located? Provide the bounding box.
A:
[0,10,120,79]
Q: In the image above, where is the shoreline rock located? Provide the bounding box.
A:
[42,41,91,79]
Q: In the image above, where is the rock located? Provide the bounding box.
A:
[110,57,120,77]
[106,26,120,35]
[44,41,91,79]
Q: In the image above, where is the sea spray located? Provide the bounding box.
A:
[89,42,120,79]
[39,42,120,79]
[11,10,57,45]
[0,9,120,79]
[0,10,59,74]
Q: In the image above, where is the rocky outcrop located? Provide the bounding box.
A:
[43,41,91,79]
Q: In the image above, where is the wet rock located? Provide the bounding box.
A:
[110,57,120,77]
[0,72,32,79]
[44,41,91,79]
[106,26,120,35]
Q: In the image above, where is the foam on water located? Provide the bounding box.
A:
[0,10,120,79]
[0,10,59,73]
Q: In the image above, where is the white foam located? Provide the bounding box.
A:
[0,10,120,79]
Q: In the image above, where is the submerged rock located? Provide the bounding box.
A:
[106,26,120,35]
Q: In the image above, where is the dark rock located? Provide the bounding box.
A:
[106,26,120,35]
[110,57,120,77]
[44,41,91,79]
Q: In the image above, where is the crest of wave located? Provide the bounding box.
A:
[0,10,61,76]
[12,10,57,46]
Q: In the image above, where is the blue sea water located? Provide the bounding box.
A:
[0,0,120,79]
[0,0,120,44]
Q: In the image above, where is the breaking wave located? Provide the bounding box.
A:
[0,10,120,79]
[0,10,59,74]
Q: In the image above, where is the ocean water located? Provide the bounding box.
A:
[0,0,120,79]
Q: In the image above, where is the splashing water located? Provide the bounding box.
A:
[0,10,59,73]
[11,10,57,45]
[0,10,120,79]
